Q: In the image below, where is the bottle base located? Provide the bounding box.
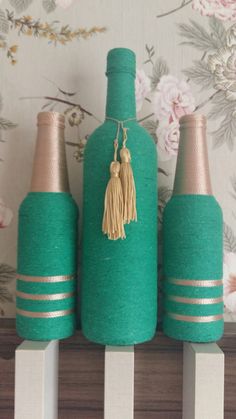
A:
[82,326,157,346]
[163,315,224,343]
[16,314,76,341]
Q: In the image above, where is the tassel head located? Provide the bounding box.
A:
[110,161,120,177]
[120,147,131,163]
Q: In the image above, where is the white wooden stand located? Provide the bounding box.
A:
[14,340,59,419]
[104,346,134,419]
[183,342,224,419]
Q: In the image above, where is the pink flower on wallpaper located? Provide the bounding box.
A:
[153,75,195,122]
[55,0,75,9]
[156,120,180,161]
[193,0,236,21]
[135,69,151,112]
[0,199,13,229]
[223,252,236,312]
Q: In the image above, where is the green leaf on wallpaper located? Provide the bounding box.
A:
[178,19,219,52]
[9,0,34,14]
[0,34,6,47]
[212,113,236,150]
[230,175,236,201]
[150,58,169,90]
[208,91,236,120]
[58,88,77,97]
[224,223,236,253]
[0,287,14,303]
[158,186,172,203]
[41,101,53,110]
[144,44,155,64]
[0,9,9,34]
[0,264,16,280]
[183,60,214,90]
[42,0,57,13]
[142,119,158,142]
[209,16,227,48]
[158,186,172,226]
[0,118,17,130]
[0,264,15,303]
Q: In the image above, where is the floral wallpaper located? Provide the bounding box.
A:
[1,0,236,321]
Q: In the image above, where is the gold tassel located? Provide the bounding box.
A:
[102,139,126,240]
[120,127,137,224]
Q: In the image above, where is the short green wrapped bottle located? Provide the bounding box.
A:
[16,112,78,341]
[82,48,158,345]
[163,114,223,343]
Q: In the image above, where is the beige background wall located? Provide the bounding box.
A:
[0,0,236,319]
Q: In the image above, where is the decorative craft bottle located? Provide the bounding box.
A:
[82,48,158,345]
[163,114,223,342]
[16,112,78,341]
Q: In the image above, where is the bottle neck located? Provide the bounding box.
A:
[105,72,136,120]
[30,123,69,193]
[173,124,212,195]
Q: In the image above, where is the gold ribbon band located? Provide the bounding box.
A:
[167,295,223,305]
[16,290,75,301]
[17,274,76,283]
[167,278,223,287]
[16,308,74,318]
[167,312,223,323]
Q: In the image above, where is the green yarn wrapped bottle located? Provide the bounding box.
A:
[163,114,223,343]
[82,48,158,345]
[16,112,78,341]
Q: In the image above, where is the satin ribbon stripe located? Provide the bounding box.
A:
[17,273,76,283]
[167,295,223,305]
[167,312,223,323]
[166,278,223,287]
[16,308,74,318]
[16,290,75,301]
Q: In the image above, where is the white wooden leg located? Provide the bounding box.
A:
[104,346,134,419]
[183,342,224,419]
[14,340,59,419]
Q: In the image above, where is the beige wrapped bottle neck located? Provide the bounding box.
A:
[173,114,212,196]
[30,112,69,193]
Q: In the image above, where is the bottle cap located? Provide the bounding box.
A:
[37,112,65,128]
[179,114,206,129]
[106,48,136,77]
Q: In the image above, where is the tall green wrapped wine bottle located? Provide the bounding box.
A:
[82,48,158,345]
